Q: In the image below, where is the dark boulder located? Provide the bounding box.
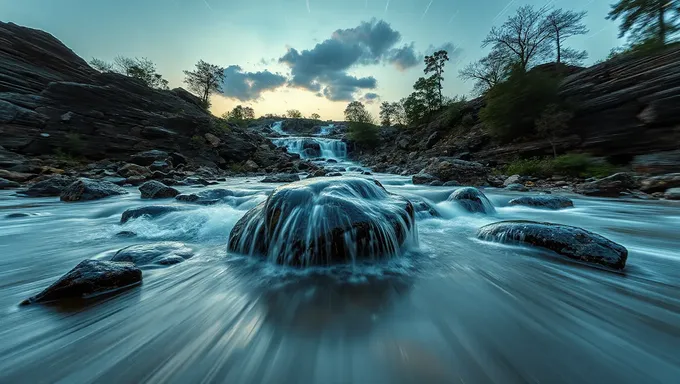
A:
[130,150,170,166]
[410,198,441,218]
[118,163,151,178]
[421,159,489,184]
[477,221,628,269]
[139,180,180,199]
[447,187,495,214]
[6,212,30,218]
[175,188,234,205]
[120,205,184,223]
[665,188,680,200]
[21,260,142,304]
[639,173,680,193]
[228,177,417,266]
[576,173,639,197]
[326,172,343,177]
[326,159,338,163]
[0,177,20,189]
[115,231,137,237]
[60,178,128,202]
[505,183,528,191]
[261,173,300,183]
[509,196,574,210]
[20,175,76,197]
[412,173,438,185]
[111,242,193,267]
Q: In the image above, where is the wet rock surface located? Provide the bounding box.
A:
[120,205,185,224]
[21,259,142,304]
[509,196,574,210]
[261,173,300,183]
[447,187,496,214]
[139,180,180,199]
[111,242,193,268]
[576,173,639,197]
[477,220,628,269]
[60,178,128,202]
[19,175,76,197]
[228,177,417,266]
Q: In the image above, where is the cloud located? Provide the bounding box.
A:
[321,73,377,101]
[426,42,460,56]
[361,92,380,104]
[387,43,421,71]
[221,65,287,101]
[332,19,401,60]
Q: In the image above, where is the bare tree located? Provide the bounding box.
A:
[482,5,553,70]
[459,50,510,96]
[545,9,589,64]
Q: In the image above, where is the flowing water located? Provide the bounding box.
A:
[1,157,680,383]
[270,137,348,160]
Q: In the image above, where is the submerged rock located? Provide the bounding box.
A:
[120,205,184,223]
[505,183,528,191]
[111,242,193,267]
[509,196,574,210]
[6,212,30,218]
[139,180,180,199]
[175,188,234,205]
[60,178,128,202]
[20,175,75,197]
[410,198,441,218]
[447,187,495,214]
[261,173,300,183]
[228,177,417,266]
[21,259,142,304]
[477,221,628,269]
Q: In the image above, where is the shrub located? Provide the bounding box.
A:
[480,68,562,142]
[505,158,555,178]
[190,135,205,148]
[461,113,475,127]
[65,133,84,154]
[348,122,379,149]
[553,154,615,178]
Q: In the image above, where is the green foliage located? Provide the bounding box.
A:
[53,148,81,163]
[607,37,672,60]
[89,56,169,90]
[461,113,476,127]
[536,104,574,157]
[183,60,225,107]
[65,133,84,154]
[480,67,562,141]
[310,113,321,120]
[424,50,450,109]
[212,118,232,133]
[190,135,205,148]
[442,96,468,127]
[286,109,302,118]
[348,122,379,149]
[223,105,254,127]
[607,0,679,44]
[503,154,616,178]
[344,101,373,124]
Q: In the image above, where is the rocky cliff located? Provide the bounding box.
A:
[360,45,680,175]
[0,21,295,174]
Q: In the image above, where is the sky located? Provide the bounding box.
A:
[0,0,622,120]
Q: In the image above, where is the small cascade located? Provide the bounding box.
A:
[316,124,335,136]
[271,137,347,159]
[270,121,286,136]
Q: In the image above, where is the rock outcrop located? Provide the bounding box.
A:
[447,187,496,214]
[60,178,128,202]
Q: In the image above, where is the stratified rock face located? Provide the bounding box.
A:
[60,178,128,202]
[632,150,680,175]
[509,196,574,210]
[21,259,142,304]
[138,180,179,199]
[576,172,639,197]
[447,187,496,214]
[228,177,417,266]
[111,242,193,268]
[0,21,294,172]
[477,221,628,270]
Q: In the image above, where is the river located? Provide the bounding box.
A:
[0,135,679,383]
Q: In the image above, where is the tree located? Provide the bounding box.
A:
[459,49,511,96]
[413,76,439,114]
[607,0,679,44]
[344,101,378,148]
[483,5,553,70]
[310,113,321,120]
[392,101,407,126]
[286,109,302,118]
[379,101,397,126]
[424,50,450,109]
[223,105,254,126]
[536,104,573,158]
[89,56,169,90]
[183,60,225,108]
[344,101,372,123]
[545,9,589,64]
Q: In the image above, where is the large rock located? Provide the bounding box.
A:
[665,188,680,200]
[631,150,680,175]
[21,259,142,304]
[111,242,193,267]
[0,177,20,189]
[412,172,438,185]
[0,169,34,182]
[120,205,185,223]
[639,173,680,193]
[503,174,521,186]
[118,163,151,178]
[420,159,488,184]
[20,175,75,197]
[447,187,496,214]
[261,173,300,183]
[576,173,639,197]
[509,196,574,210]
[130,150,169,166]
[477,221,628,269]
[175,188,234,205]
[139,180,179,199]
[60,178,128,202]
[228,177,417,266]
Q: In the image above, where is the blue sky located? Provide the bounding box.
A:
[0,0,621,119]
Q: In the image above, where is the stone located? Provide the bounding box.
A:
[665,188,680,200]
[261,173,300,183]
[244,159,259,172]
[6,212,30,218]
[425,132,441,149]
[20,175,76,197]
[115,231,137,237]
[420,159,488,184]
[412,173,438,185]
[477,221,628,270]
[21,260,142,304]
[447,187,495,214]
[111,242,193,268]
[125,175,147,186]
[228,177,416,266]
[0,169,34,182]
[397,138,409,150]
[443,180,459,186]
[60,178,128,202]
[101,176,127,186]
[120,205,185,223]
[326,172,343,177]
[508,196,574,210]
[118,163,151,178]
[130,150,170,166]
[175,188,233,205]
[410,197,441,218]
[0,177,20,189]
[139,180,180,199]
[503,174,521,187]
[576,173,639,197]
[429,180,443,186]
[505,183,528,192]
[149,160,171,172]
[204,133,221,147]
[326,159,338,163]
[639,173,680,193]
[631,150,680,175]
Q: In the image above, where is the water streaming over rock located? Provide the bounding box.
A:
[316,123,335,136]
[271,137,347,159]
[270,120,286,136]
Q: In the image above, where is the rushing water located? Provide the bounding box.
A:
[1,165,680,383]
[270,121,286,136]
[270,137,348,160]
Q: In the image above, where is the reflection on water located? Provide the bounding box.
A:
[1,174,679,383]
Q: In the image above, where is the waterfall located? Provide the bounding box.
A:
[316,124,335,136]
[271,137,347,159]
[270,121,285,136]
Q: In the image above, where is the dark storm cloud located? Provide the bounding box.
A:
[332,19,401,60]
[321,73,377,102]
[221,65,287,101]
[387,43,421,71]
[361,92,380,104]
